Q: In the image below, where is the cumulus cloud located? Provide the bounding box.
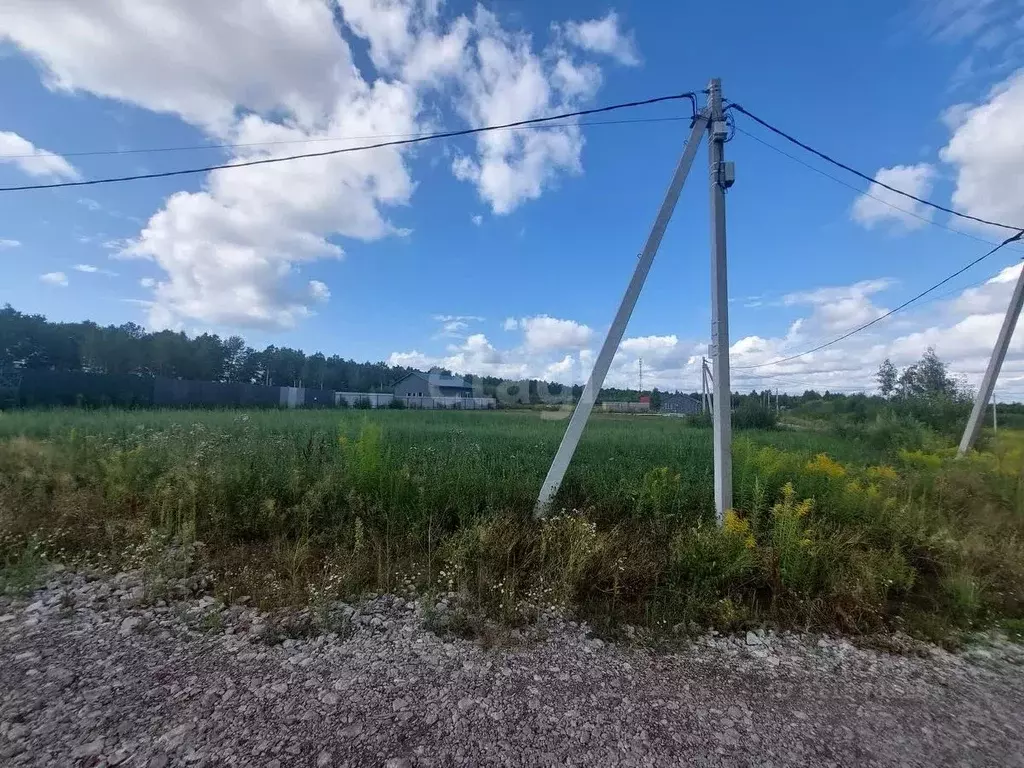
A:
[451,10,586,215]
[502,317,518,331]
[560,11,639,66]
[383,264,1024,399]
[851,164,937,230]
[782,278,893,334]
[40,271,68,286]
[1,0,633,330]
[0,131,79,179]
[940,69,1024,237]
[520,315,593,351]
[308,280,330,302]
[0,239,21,249]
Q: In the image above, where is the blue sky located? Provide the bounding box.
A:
[1,0,1023,395]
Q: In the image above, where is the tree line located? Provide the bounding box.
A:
[0,305,586,398]
[0,305,424,392]
[0,306,975,424]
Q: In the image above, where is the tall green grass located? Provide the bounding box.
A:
[0,407,1021,641]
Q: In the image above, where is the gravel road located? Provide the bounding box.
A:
[2,568,1023,767]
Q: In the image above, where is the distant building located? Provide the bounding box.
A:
[393,370,474,398]
[659,393,702,415]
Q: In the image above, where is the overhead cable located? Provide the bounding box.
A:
[733,125,1019,251]
[0,115,691,160]
[734,228,1024,370]
[0,92,696,192]
[727,102,1024,233]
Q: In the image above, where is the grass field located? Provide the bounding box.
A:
[1,407,1022,642]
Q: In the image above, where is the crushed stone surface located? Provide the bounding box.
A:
[2,569,1023,767]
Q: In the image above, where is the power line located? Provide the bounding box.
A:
[735,228,1024,370]
[727,103,1024,233]
[737,267,1004,367]
[733,124,1019,251]
[0,92,696,192]
[0,115,691,160]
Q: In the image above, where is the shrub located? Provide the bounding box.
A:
[732,404,778,430]
[387,397,406,409]
[353,397,373,410]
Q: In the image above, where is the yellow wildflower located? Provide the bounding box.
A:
[723,508,750,537]
[805,453,846,478]
[866,465,898,482]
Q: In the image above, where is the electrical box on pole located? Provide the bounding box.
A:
[708,78,734,523]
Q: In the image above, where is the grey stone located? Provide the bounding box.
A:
[119,616,142,636]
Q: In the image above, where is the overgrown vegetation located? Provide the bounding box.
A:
[0,406,1021,644]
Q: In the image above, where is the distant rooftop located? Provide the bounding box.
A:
[403,370,471,389]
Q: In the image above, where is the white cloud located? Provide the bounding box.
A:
[781,278,893,335]
[543,354,575,380]
[381,266,1024,399]
[139,277,156,288]
[940,69,1024,237]
[0,0,349,135]
[561,12,639,66]
[551,58,602,99]
[40,271,68,286]
[0,131,79,179]
[471,214,483,226]
[1,0,632,329]
[77,197,102,211]
[450,7,595,214]
[502,316,519,331]
[73,263,119,276]
[851,164,937,230]
[0,239,20,249]
[521,315,593,350]
[434,314,485,323]
[432,313,483,338]
[440,320,468,336]
[308,279,330,302]
[390,332,531,380]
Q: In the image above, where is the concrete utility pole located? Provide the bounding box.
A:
[707,78,735,522]
[958,260,1024,454]
[534,112,710,517]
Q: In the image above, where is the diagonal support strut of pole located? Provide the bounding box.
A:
[534,113,709,517]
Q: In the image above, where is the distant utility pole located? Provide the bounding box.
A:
[708,78,735,523]
[993,389,998,433]
[638,358,643,397]
[533,108,710,517]
[702,356,714,416]
[959,259,1024,454]
[701,356,710,414]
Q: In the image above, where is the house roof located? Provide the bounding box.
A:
[396,371,472,389]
